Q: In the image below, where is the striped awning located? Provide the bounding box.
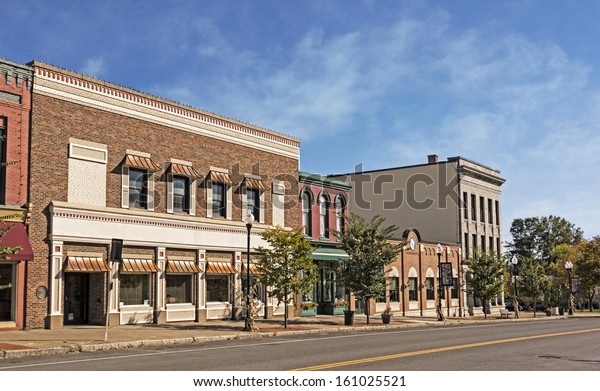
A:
[64,257,110,272]
[124,154,162,171]
[206,261,237,274]
[243,177,269,191]
[170,163,201,178]
[166,260,201,273]
[241,263,260,275]
[121,258,159,272]
[207,170,233,185]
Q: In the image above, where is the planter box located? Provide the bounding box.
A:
[301,307,317,316]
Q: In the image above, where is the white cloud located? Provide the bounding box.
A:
[81,57,106,78]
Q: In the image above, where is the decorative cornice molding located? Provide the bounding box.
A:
[31,62,300,157]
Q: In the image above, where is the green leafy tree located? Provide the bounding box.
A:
[334,214,403,324]
[519,256,550,317]
[465,249,505,319]
[576,237,600,312]
[255,227,318,328]
[508,216,583,266]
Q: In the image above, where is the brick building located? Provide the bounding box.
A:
[22,61,300,329]
[0,59,34,330]
[298,172,350,316]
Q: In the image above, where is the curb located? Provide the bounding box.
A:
[0,315,568,359]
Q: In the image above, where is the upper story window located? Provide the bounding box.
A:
[479,196,485,222]
[247,188,260,222]
[335,195,346,234]
[462,192,468,220]
[319,193,330,238]
[470,194,476,221]
[301,190,312,236]
[0,117,6,204]
[173,176,190,213]
[212,182,226,218]
[495,200,500,225]
[128,168,148,209]
[487,199,493,224]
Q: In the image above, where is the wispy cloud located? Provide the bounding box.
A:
[81,57,106,78]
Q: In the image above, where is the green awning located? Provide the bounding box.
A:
[311,247,349,262]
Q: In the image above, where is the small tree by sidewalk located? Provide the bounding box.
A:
[519,255,550,317]
[334,214,403,324]
[465,249,505,319]
[255,227,318,329]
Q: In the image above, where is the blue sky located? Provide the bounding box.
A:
[2,0,599,241]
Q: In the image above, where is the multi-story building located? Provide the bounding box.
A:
[330,154,505,315]
[0,60,33,330]
[21,61,300,329]
[298,172,350,316]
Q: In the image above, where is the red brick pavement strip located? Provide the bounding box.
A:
[0,343,30,351]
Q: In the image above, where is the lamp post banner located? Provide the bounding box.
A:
[571,278,580,294]
[440,262,453,287]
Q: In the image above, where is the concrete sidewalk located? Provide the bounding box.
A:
[0,312,567,359]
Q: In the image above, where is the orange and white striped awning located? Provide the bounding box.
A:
[121,258,159,272]
[170,163,201,178]
[241,263,260,275]
[124,154,162,171]
[64,257,110,272]
[243,177,269,191]
[206,261,237,274]
[207,170,234,185]
[166,260,201,273]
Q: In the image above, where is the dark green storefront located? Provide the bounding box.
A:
[301,247,349,316]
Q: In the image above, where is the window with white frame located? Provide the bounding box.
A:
[408,277,418,301]
[335,195,345,234]
[426,277,435,300]
[128,168,148,209]
[319,193,329,238]
[173,176,190,213]
[166,274,193,304]
[119,274,150,305]
[246,188,260,222]
[212,182,226,218]
[206,275,230,302]
[301,190,312,236]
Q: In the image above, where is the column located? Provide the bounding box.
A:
[154,247,166,324]
[196,249,207,322]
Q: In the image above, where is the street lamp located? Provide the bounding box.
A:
[565,261,573,316]
[511,255,520,319]
[243,209,254,331]
[436,243,445,321]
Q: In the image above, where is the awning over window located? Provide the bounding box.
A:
[311,247,349,262]
[241,263,260,275]
[206,261,237,274]
[166,260,201,273]
[121,258,159,272]
[170,163,201,178]
[64,257,110,272]
[0,222,33,261]
[207,170,234,185]
[243,177,269,191]
[124,154,162,171]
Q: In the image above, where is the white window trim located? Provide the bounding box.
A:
[119,272,152,306]
[167,174,197,216]
[242,186,264,224]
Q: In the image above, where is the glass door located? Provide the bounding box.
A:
[0,264,14,322]
[64,273,89,324]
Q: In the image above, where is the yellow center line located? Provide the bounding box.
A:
[292,327,600,371]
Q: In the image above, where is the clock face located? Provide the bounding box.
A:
[409,238,416,251]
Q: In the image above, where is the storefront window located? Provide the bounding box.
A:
[408,277,418,301]
[120,274,150,305]
[426,277,435,300]
[389,277,400,302]
[451,277,459,299]
[166,274,192,304]
[206,275,230,302]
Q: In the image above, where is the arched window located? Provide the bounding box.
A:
[319,193,329,238]
[301,191,312,236]
[335,195,346,234]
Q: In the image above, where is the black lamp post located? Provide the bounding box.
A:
[243,209,254,331]
[565,261,573,316]
[511,255,520,319]
[436,243,445,321]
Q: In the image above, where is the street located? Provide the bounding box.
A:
[1,317,599,371]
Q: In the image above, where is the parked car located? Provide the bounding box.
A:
[505,301,524,311]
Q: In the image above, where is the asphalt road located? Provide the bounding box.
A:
[1,318,599,371]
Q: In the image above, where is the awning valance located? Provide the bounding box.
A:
[241,263,260,275]
[170,163,201,178]
[311,247,349,262]
[121,258,159,272]
[124,154,162,171]
[0,222,33,261]
[64,256,110,272]
[207,170,233,185]
[243,177,269,191]
[206,261,237,274]
[166,260,201,273]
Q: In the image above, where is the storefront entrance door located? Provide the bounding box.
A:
[0,264,14,322]
[64,273,89,324]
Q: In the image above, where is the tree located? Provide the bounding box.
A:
[519,256,550,317]
[508,216,584,266]
[576,237,600,312]
[334,214,403,324]
[255,227,318,328]
[465,249,505,319]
